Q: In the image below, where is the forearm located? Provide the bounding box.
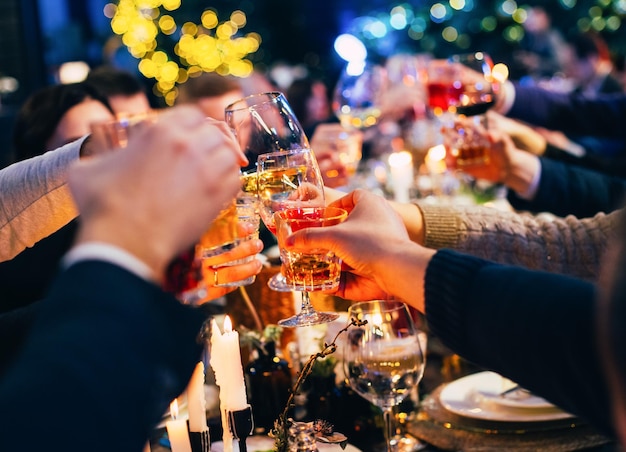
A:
[508,157,626,218]
[373,237,433,313]
[417,203,615,281]
[0,138,86,262]
[424,249,613,436]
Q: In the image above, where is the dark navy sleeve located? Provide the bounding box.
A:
[424,249,613,438]
[507,157,626,217]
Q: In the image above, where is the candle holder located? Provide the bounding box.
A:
[228,405,254,452]
[189,430,210,452]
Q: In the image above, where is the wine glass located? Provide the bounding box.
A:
[444,51,496,166]
[332,61,387,130]
[225,92,310,292]
[344,300,426,452]
[448,51,496,117]
[225,91,309,172]
[273,206,347,327]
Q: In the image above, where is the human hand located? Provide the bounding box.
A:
[311,123,362,188]
[444,117,541,196]
[284,189,433,309]
[198,234,265,301]
[486,111,547,155]
[69,105,245,281]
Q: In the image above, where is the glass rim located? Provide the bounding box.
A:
[274,206,348,224]
[224,91,285,113]
[348,299,409,315]
[256,147,312,162]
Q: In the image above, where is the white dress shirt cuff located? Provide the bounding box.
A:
[495,80,516,115]
[515,162,542,201]
[62,242,156,282]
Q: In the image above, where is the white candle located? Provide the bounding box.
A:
[210,316,249,452]
[187,361,209,433]
[388,151,414,203]
[210,316,248,410]
[166,399,192,452]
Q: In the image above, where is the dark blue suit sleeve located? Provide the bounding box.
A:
[507,157,626,217]
[509,84,626,139]
[425,250,613,438]
[0,260,207,451]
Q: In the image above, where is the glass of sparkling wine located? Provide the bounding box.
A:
[273,206,347,327]
[344,300,426,452]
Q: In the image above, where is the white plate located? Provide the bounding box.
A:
[439,371,574,422]
[211,435,362,452]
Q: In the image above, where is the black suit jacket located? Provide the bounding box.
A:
[0,260,206,450]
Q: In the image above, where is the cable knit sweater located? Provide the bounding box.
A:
[417,202,616,281]
[0,137,85,262]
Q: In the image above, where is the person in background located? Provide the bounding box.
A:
[512,6,569,80]
[566,32,622,98]
[286,76,333,135]
[85,65,152,116]
[176,72,244,119]
[12,82,114,162]
[285,188,620,441]
[0,105,246,449]
[0,85,262,375]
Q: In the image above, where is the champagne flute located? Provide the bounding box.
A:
[344,300,426,452]
[274,206,347,327]
[226,92,310,292]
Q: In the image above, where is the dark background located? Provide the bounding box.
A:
[2,0,626,166]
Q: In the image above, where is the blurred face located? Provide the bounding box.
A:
[46,98,114,150]
[108,92,151,117]
[197,90,244,120]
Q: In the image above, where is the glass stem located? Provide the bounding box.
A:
[383,407,394,452]
[299,291,315,315]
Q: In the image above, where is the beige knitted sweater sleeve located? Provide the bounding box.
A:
[416,202,617,281]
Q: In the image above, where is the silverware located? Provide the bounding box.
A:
[499,384,532,398]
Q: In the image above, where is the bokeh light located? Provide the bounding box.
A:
[109,0,259,105]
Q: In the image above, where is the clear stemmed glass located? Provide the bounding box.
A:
[273,206,347,327]
[332,61,388,130]
[225,92,310,292]
[225,91,309,172]
[344,300,426,452]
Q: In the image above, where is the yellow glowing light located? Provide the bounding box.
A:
[162,0,181,11]
[181,22,198,35]
[109,1,260,99]
[492,63,509,83]
[159,15,176,34]
[201,10,219,29]
[449,0,465,11]
[512,8,527,23]
[230,11,247,27]
[442,26,458,42]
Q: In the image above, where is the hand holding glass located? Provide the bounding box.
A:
[274,206,348,327]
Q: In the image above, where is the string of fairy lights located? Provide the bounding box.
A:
[105,0,626,105]
[104,0,259,105]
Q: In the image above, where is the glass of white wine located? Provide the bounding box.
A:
[345,300,426,452]
[226,92,311,292]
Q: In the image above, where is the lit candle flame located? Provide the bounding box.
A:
[170,398,179,420]
[223,315,233,333]
[388,150,412,168]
